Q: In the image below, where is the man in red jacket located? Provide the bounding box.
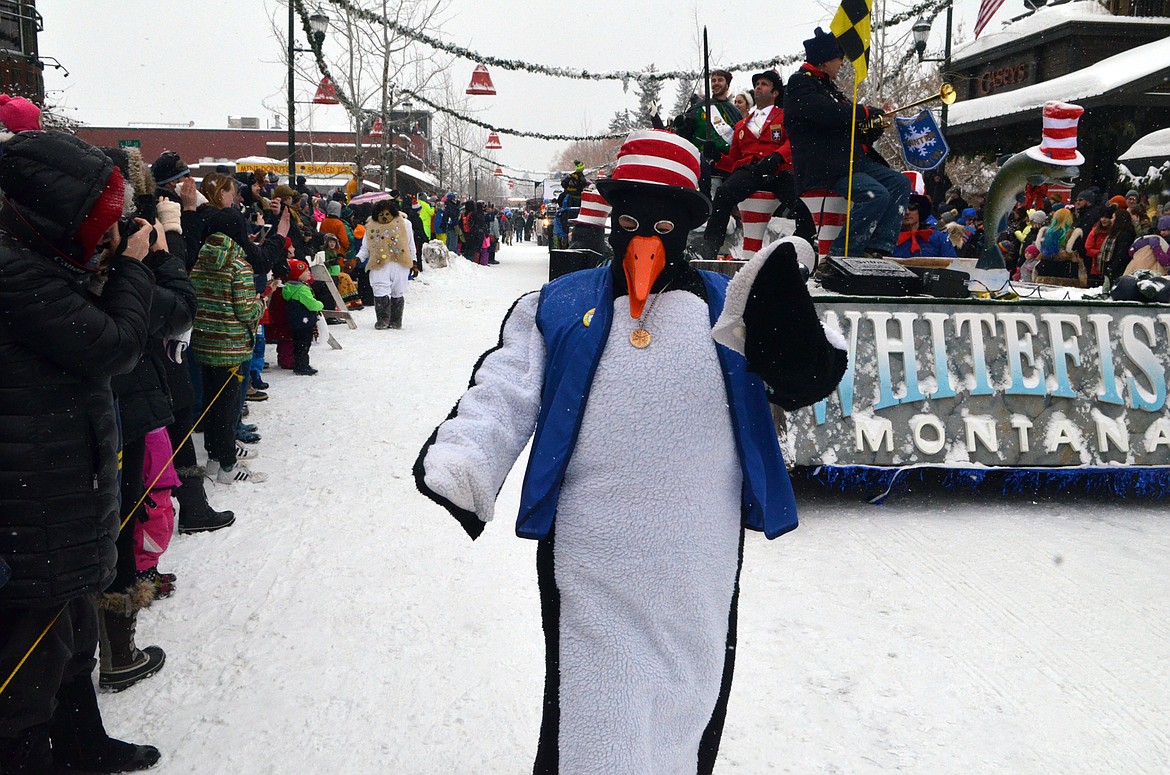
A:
[696,70,813,260]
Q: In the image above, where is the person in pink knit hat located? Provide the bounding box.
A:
[0,94,42,132]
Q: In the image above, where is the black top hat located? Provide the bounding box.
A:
[751,70,783,95]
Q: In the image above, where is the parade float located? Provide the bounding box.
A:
[694,100,1170,500]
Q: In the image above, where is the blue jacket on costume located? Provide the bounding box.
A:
[515,266,799,542]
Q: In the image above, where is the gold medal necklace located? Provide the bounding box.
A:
[629,276,673,349]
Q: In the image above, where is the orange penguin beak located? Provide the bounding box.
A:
[622,235,666,319]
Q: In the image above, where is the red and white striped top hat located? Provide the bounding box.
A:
[1024,101,1085,166]
[595,129,711,224]
[570,185,611,228]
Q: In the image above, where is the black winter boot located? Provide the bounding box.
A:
[389,296,404,329]
[292,336,316,375]
[174,469,234,534]
[373,296,391,330]
[50,675,161,773]
[95,588,166,693]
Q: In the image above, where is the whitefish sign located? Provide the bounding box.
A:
[789,296,1170,468]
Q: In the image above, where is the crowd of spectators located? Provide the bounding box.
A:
[985,185,1169,287]
[0,111,537,770]
[879,175,1169,291]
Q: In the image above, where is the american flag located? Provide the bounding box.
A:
[975,0,1006,37]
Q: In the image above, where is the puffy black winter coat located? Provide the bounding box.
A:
[110,248,196,443]
[784,66,885,192]
[0,237,153,607]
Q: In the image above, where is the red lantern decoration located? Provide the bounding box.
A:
[369,117,383,137]
[494,166,503,176]
[485,132,503,150]
[465,64,497,96]
[313,76,340,105]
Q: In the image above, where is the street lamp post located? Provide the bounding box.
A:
[390,96,413,191]
[912,8,953,132]
[438,144,444,189]
[287,7,330,183]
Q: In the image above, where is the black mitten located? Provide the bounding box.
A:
[742,241,848,410]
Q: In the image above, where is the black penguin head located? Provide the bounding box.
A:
[607,187,707,273]
[604,187,708,317]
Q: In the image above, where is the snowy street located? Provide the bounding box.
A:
[106,243,1170,774]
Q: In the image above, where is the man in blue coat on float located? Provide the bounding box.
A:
[892,193,957,259]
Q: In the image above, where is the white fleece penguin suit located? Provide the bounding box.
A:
[418,122,846,775]
[415,222,847,774]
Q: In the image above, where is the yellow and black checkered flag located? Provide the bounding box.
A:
[830,0,874,82]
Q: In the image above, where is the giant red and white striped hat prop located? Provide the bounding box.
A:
[595,129,711,225]
[1024,101,1085,167]
[570,185,611,228]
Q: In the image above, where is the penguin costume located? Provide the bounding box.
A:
[414,130,847,774]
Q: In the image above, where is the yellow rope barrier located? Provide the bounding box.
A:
[0,608,64,697]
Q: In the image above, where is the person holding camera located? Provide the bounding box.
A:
[197,173,290,425]
[0,131,161,772]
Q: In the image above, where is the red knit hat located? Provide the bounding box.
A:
[73,167,125,263]
[287,258,310,280]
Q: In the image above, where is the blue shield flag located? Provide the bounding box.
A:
[895,109,949,171]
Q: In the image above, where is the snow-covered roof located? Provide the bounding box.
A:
[1117,128,1170,182]
[948,35,1170,127]
[952,0,1168,63]
[397,165,439,187]
[234,155,282,165]
[1119,127,1170,162]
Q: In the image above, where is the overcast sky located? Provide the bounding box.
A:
[40,0,995,175]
